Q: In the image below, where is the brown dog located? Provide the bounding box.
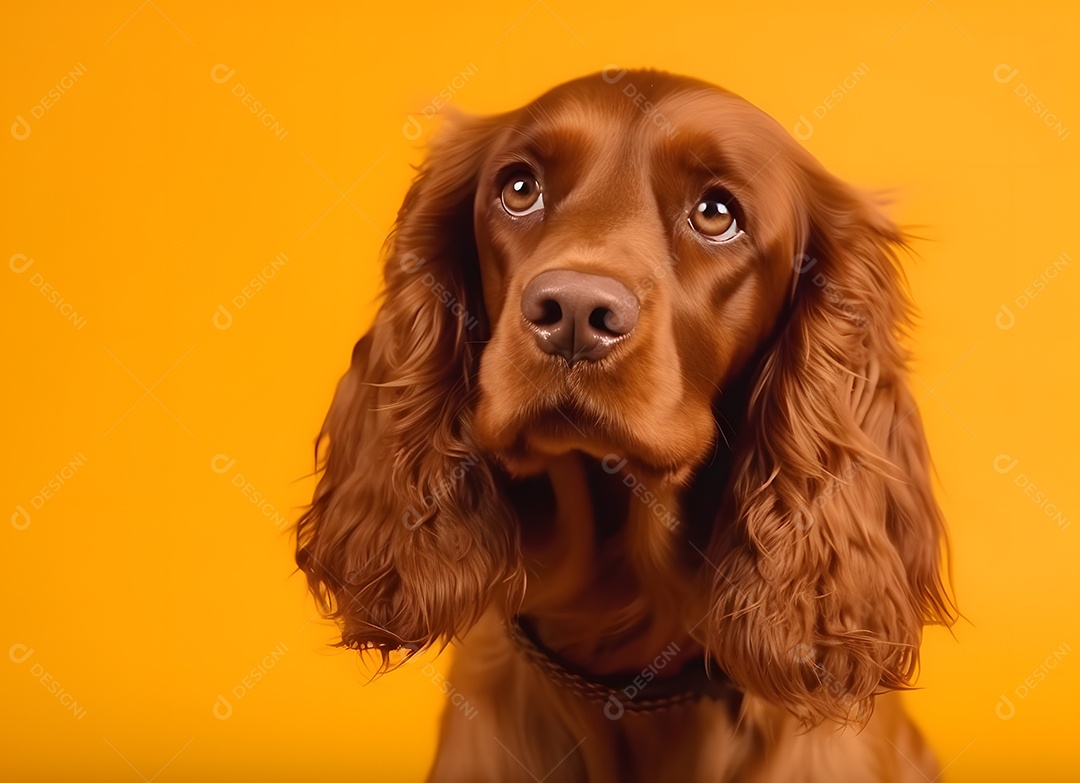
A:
[296,70,954,782]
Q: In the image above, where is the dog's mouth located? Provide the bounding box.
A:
[514,402,626,460]
[477,398,700,486]
[473,333,720,486]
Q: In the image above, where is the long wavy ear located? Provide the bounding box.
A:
[295,114,522,665]
[704,162,955,725]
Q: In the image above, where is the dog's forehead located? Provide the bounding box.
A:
[500,71,792,173]
[529,70,739,113]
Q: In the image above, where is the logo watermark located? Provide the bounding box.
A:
[212,641,289,719]
[601,453,680,532]
[794,253,867,328]
[210,64,288,140]
[789,643,862,719]
[210,454,289,530]
[993,65,1071,141]
[212,252,288,330]
[602,66,679,140]
[9,644,87,720]
[9,254,88,330]
[792,64,870,141]
[398,253,480,331]
[603,642,682,719]
[401,452,481,531]
[994,251,1070,330]
[420,663,478,719]
[793,458,865,531]
[11,63,87,140]
[11,452,89,530]
[992,454,1069,530]
[995,642,1071,719]
[402,64,479,140]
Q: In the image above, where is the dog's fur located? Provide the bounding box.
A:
[295,70,955,782]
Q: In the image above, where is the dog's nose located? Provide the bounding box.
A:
[520,270,639,365]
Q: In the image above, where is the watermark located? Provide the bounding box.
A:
[995,642,1071,719]
[599,454,679,532]
[789,643,861,718]
[9,644,87,720]
[210,453,289,530]
[792,64,870,141]
[994,251,1070,330]
[601,66,679,140]
[212,641,289,719]
[11,63,87,140]
[402,64,480,140]
[793,458,866,531]
[401,451,481,530]
[793,253,867,328]
[993,65,1071,141]
[992,454,1069,530]
[606,250,677,319]
[11,452,89,530]
[210,64,288,140]
[212,252,288,330]
[398,253,480,331]
[420,663,478,719]
[9,254,88,330]
[603,642,681,719]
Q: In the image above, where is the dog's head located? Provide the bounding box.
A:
[295,70,953,725]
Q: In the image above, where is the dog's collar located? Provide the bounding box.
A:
[508,616,740,717]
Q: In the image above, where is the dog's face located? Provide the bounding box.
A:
[296,70,954,728]
[471,75,800,482]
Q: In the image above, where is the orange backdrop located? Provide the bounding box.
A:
[2,1,1078,780]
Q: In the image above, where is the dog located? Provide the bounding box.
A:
[295,69,955,782]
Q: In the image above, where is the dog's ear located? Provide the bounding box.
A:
[704,162,955,725]
[295,113,522,665]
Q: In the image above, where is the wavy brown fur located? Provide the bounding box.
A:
[705,162,954,726]
[295,70,955,781]
[295,113,525,665]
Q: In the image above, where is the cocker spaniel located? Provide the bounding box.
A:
[295,69,955,782]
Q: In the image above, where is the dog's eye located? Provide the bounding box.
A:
[689,190,741,242]
[501,171,544,216]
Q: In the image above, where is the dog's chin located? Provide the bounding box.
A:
[474,405,707,487]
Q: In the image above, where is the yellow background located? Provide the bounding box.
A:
[2,1,1077,780]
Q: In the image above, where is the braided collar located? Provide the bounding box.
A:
[508,616,740,718]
